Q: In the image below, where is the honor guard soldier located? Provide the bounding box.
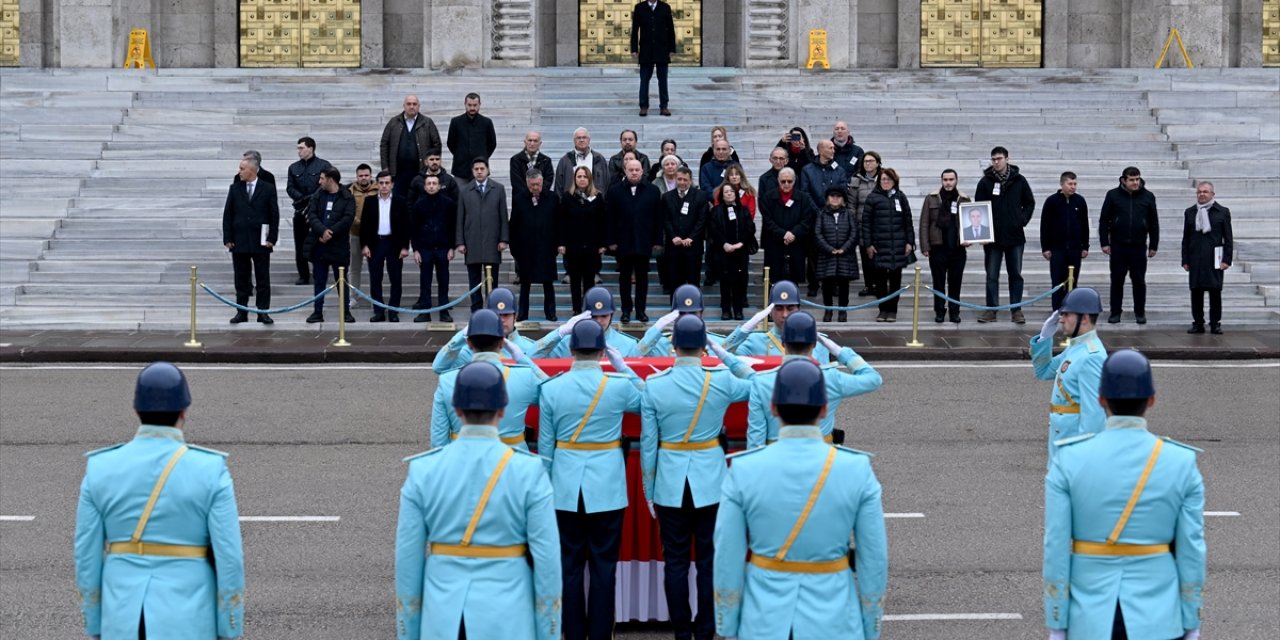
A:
[640,315,754,640]
[431,309,548,449]
[635,284,727,356]
[721,280,832,362]
[432,287,550,373]
[537,320,645,640]
[74,362,245,639]
[714,359,888,640]
[746,311,882,448]
[1044,350,1204,640]
[532,286,641,359]
[396,362,562,640]
[1032,286,1108,460]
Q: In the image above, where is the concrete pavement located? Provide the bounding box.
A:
[1,362,1277,638]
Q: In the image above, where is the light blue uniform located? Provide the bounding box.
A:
[532,325,641,359]
[714,427,888,640]
[635,324,726,356]
[640,355,754,507]
[1044,416,1205,639]
[396,425,562,640]
[1031,329,1107,458]
[431,328,541,373]
[538,361,643,512]
[431,351,547,450]
[74,425,245,639]
[722,325,832,362]
[746,349,883,448]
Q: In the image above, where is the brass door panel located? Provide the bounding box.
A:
[1265,0,1280,67]
[579,0,701,66]
[921,0,1041,68]
[921,0,980,67]
[240,0,361,68]
[0,0,18,67]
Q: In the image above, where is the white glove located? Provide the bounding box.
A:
[558,311,592,337]
[742,304,774,332]
[1048,631,1066,640]
[707,339,731,360]
[503,338,527,362]
[655,309,680,332]
[605,346,627,372]
[818,334,841,355]
[1038,310,1060,342]
[1182,630,1200,640]
[646,500,656,519]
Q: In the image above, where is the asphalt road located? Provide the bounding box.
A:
[2,361,1277,639]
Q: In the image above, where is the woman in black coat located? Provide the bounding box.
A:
[556,166,608,314]
[709,184,758,320]
[815,187,859,322]
[860,168,917,322]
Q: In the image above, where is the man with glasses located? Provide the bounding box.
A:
[974,146,1036,324]
[759,168,816,287]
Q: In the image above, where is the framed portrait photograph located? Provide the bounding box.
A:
[959,201,995,244]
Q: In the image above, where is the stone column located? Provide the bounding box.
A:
[1042,0,1066,68]
[57,0,115,67]
[1237,0,1262,67]
[432,0,486,67]
[896,0,919,69]
[363,0,384,67]
[797,0,853,68]
[553,0,577,65]
[702,0,725,65]
[213,0,236,67]
[1129,0,1231,68]
[18,0,44,66]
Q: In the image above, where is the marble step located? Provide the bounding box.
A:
[0,219,59,237]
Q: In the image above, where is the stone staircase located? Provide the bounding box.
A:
[1,67,1277,332]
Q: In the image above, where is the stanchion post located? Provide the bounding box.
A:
[333,267,351,347]
[485,265,494,305]
[183,265,202,348]
[906,264,924,348]
[1059,265,1077,347]
[762,266,771,333]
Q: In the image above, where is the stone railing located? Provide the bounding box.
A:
[492,0,534,63]
[746,0,789,64]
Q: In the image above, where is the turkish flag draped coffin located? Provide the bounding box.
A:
[519,356,782,621]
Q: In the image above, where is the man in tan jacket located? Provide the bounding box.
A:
[347,164,377,306]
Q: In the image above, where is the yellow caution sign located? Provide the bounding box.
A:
[1154,27,1194,69]
[123,29,156,69]
[806,29,830,70]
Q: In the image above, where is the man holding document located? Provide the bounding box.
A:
[222,155,280,324]
[1181,181,1233,334]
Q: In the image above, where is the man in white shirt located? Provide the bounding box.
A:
[359,171,410,322]
[554,127,608,195]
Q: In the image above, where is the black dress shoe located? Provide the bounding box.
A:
[636,312,649,322]
[934,314,945,323]
[1135,315,1147,325]
[306,312,324,323]
[660,108,672,117]
[823,311,833,322]
[1210,324,1223,335]
[388,311,399,323]
[344,311,356,323]
[230,312,249,324]
[295,277,311,285]
[838,311,848,323]
[546,315,558,322]
[858,287,873,297]
[620,314,631,324]
[734,312,745,321]
[439,310,453,323]
[1107,313,1122,324]
[1187,323,1205,334]
[370,313,386,323]
[257,314,274,325]
[415,313,431,323]
[950,313,962,324]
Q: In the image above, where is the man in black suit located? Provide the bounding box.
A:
[304,167,357,324]
[222,156,280,324]
[630,0,677,117]
[509,131,555,200]
[446,93,497,181]
[963,208,990,242]
[661,167,708,289]
[607,159,664,323]
[359,171,411,322]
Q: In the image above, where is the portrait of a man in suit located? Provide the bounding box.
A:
[962,205,992,243]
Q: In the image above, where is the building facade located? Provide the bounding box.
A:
[3,0,1278,69]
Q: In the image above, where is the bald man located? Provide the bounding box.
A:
[380,95,442,200]
[510,130,555,201]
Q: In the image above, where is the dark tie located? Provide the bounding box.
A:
[246,183,254,199]
[478,183,485,195]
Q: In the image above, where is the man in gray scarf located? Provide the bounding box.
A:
[1180,181,1233,334]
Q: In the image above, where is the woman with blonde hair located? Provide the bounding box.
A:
[699,125,741,166]
[556,165,607,313]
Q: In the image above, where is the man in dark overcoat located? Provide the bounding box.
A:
[222,155,280,324]
[455,158,509,311]
[509,169,561,322]
[607,159,664,323]
[630,0,677,117]
[1181,181,1233,334]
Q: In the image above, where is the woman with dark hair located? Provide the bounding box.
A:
[714,163,758,220]
[860,167,917,322]
[710,184,758,320]
[647,139,686,182]
[849,150,883,296]
[775,126,814,175]
[557,166,607,314]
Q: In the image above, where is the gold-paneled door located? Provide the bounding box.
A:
[921,0,1042,68]
[580,0,701,66]
[1265,0,1280,67]
[0,0,19,67]
[240,0,361,68]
